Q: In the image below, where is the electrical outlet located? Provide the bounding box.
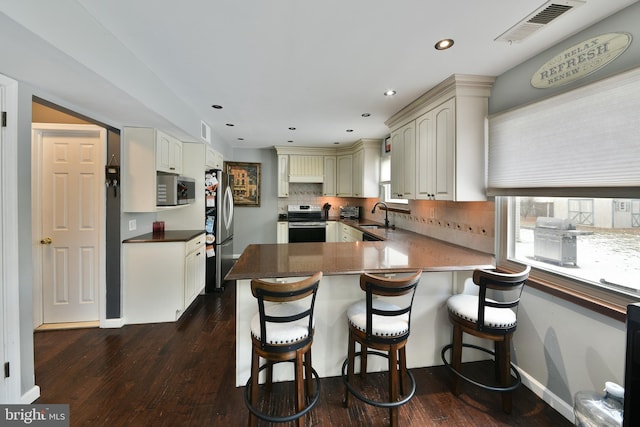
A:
[429,208,435,218]
[129,219,137,231]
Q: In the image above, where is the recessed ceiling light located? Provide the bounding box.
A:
[346,129,354,133]
[288,127,296,130]
[226,123,234,127]
[211,104,223,109]
[384,90,396,96]
[435,38,454,50]
[361,113,371,117]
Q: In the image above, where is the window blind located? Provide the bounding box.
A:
[488,66,640,197]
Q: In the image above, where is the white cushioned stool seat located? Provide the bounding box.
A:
[250,302,314,345]
[347,299,409,337]
[447,294,516,329]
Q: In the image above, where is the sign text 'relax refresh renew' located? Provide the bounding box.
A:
[531,32,632,89]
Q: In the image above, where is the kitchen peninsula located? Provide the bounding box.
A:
[227,222,494,386]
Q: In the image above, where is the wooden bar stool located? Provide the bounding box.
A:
[441,266,530,413]
[244,272,322,427]
[342,270,422,427]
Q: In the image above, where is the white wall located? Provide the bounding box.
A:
[230,148,279,255]
[489,3,640,115]
[515,287,626,419]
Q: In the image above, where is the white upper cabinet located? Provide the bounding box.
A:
[289,155,324,182]
[156,130,182,175]
[351,139,381,198]
[323,156,337,196]
[205,145,223,169]
[277,154,289,197]
[386,74,494,201]
[123,127,187,212]
[390,122,415,199]
[416,98,455,200]
[275,140,381,198]
[336,154,353,197]
[352,149,364,197]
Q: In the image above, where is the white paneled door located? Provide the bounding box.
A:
[34,124,105,324]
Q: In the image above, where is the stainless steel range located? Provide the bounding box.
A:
[287,205,326,243]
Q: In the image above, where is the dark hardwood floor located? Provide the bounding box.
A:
[35,282,571,426]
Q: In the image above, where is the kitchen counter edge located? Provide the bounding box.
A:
[123,230,205,243]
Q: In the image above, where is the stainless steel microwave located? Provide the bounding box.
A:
[157,173,196,206]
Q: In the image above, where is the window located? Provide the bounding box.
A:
[489,68,640,319]
[497,197,640,319]
[379,154,407,205]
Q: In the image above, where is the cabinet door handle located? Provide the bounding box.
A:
[196,252,202,256]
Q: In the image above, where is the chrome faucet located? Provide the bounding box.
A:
[372,201,390,228]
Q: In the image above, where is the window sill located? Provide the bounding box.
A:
[383,205,411,215]
[499,262,633,323]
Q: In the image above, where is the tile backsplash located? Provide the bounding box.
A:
[277,183,324,212]
[278,183,495,254]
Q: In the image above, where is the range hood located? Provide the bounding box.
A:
[288,155,324,183]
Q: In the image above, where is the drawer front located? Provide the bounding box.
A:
[186,233,206,254]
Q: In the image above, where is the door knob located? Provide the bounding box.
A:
[40,237,52,245]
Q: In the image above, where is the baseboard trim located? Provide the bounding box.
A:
[100,318,124,328]
[22,385,41,404]
[517,365,575,423]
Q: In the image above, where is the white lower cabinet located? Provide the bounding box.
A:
[340,223,363,242]
[184,235,206,309]
[326,221,338,242]
[123,233,205,324]
[277,221,288,243]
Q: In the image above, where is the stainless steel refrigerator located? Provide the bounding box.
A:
[205,168,234,292]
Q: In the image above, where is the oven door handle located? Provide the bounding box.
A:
[288,222,326,228]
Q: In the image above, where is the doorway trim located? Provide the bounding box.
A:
[1,74,22,402]
[31,123,107,328]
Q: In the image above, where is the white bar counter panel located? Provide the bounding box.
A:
[235,271,468,386]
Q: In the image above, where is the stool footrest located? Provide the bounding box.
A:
[441,343,522,392]
[342,350,416,409]
[244,360,321,424]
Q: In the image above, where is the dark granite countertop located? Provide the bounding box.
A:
[226,220,494,280]
[123,230,205,243]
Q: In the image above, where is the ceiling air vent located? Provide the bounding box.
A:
[495,0,585,43]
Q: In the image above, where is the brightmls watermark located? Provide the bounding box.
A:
[0,405,68,426]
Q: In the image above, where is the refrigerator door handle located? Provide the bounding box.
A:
[223,185,234,232]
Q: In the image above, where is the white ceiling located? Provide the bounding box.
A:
[1,0,636,149]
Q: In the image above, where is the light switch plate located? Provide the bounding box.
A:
[129,219,137,231]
